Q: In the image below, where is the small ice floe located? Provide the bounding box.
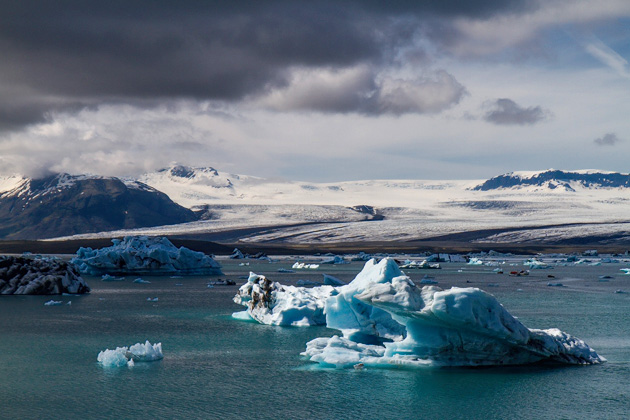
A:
[44,300,63,306]
[146,297,159,302]
[620,268,630,275]
[614,290,628,294]
[239,262,250,266]
[277,268,295,273]
[467,258,484,265]
[323,274,345,286]
[547,282,564,287]
[207,279,236,286]
[97,340,163,368]
[598,275,613,282]
[353,363,365,370]
[419,275,438,285]
[493,268,503,274]
[487,283,500,287]
[133,278,151,284]
[101,274,124,282]
[66,301,72,305]
[292,262,320,269]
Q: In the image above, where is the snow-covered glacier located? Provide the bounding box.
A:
[0,255,90,295]
[71,236,222,275]
[233,258,604,367]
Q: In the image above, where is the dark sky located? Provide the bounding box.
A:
[0,1,629,179]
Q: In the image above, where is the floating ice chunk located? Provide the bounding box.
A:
[72,236,222,276]
[323,274,345,286]
[233,272,335,326]
[44,300,63,306]
[230,248,245,259]
[0,255,90,295]
[146,297,159,302]
[97,341,163,367]
[320,255,348,265]
[419,275,438,285]
[101,274,124,282]
[525,259,552,269]
[278,268,295,273]
[133,278,151,284]
[620,268,630,275]
[467,258,484,265]
[303,260,603,368]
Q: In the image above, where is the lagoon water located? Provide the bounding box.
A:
[1,259,629,419]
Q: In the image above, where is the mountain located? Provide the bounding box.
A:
[0,173,196,239]
[473,170,630,191]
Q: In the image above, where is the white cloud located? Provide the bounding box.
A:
[585,38,630,79]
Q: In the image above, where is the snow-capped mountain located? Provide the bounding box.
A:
[473,169,630,191]
[59,165,630,246]
[0,173,196,239]
[3,166,630,245]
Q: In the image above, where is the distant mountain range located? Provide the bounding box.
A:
[473,170,630,191]
[1,166,630,243]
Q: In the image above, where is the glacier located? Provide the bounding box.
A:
[0,256,90,295]
[71,236,222,276]
[233,258,604,367]
[97,341,163,368]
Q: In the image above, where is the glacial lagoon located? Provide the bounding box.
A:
[1,259,629,419]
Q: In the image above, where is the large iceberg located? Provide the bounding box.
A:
[232,258,603,367]
[0,256,90,295]
[72,236,222,276]
[233,272,334,326]
[303,258,603,368]
[97,340,163,367]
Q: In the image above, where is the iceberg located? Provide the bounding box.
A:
[71,236,222,276]
[0,256,90,295]
[303,258,603,368]
[97,340,163,367]
[233,272,335,326]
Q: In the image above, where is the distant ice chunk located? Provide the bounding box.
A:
[467,258,484,265]
[230,248,245,259]
[323,274,345,286]
[233,272,335,326]
[97,341,163,367]
[44,300,63,306]
[320,255,348,265]
[133,278,151,284]
[101,274,124,282]
[72,236,223,276]
[0,255,90,295]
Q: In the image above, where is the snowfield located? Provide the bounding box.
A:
[19,166,630,244]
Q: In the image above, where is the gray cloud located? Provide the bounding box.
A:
[0,1,538,130]
[594,133,622,146]
[260,67,466,115]
[483,98,549,125]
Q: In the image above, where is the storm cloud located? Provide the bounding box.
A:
[483,98,549,126]
[0,0,538,130]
